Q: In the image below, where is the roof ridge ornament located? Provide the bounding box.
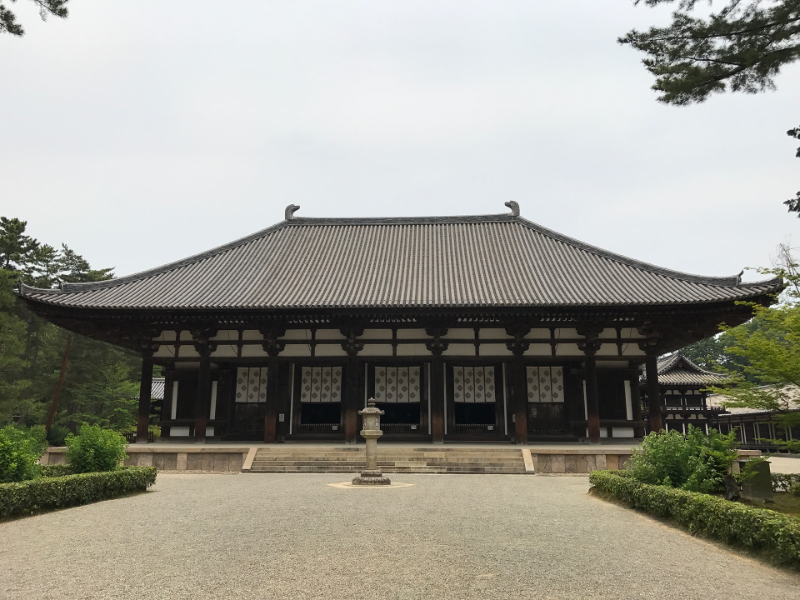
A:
[504,200,520,217]
[285,204,300,220]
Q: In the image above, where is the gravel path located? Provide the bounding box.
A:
[1,474,797,599]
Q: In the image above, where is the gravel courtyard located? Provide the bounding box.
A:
[1,473,798,599]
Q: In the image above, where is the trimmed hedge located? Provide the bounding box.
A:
[41,464,74,478]
[589,470,800,565]
[0,467,157,519]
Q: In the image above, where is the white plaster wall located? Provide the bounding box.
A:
[155,331,176,342]
[523,344,551,356]
[212,345,238,358]
[613,427,635,438]
[315,344,348,357]
[397,343,431,356]
[241,345,268,358]
[171,426,190,437]
[555,343,581,356]
[154,346,176,359]
[362,329,393,339]
[316,329,346,340]
[396,329,426,340]
[597,328,617,339]
[621,345,645,357]
[529,328,550,339]
[210,330,237,342]
[180,345,201,359]
[442,328,474,339]
[280,345,312,357]
[441,343,475,356]
[555,328,579,339]
[360,345,394,356]
[480,344,513,356]
[282,330,312,340]
[479,328,510,339]
[595,344,620,356]
[242,330,262,340]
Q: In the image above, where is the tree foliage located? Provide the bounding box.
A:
[700,243,800,451]
[621,1,800,216]
[0,216,142,437]
[620,1,800,105]
[0,0,68,36]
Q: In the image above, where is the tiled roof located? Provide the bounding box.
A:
[641,352,729,386]
[17,210,782,311]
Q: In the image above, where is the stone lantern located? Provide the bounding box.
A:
[352,400,391,486]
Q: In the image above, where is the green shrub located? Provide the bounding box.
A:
[46,424,71,447]
[0,426,47,483]
[65,425,127,473]
[0,466,156,519]
[590,470,800,565]
[629,425,738,493]
[41,464,74,478]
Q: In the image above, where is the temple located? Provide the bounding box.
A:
[17,203,782,445]
[639,352,729,435]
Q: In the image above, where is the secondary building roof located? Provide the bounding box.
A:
[17,206,782,311]
[641,352,729,387]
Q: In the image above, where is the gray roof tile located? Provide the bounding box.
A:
[18,212,783,310]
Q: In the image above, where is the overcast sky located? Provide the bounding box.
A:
[2,0,798,282]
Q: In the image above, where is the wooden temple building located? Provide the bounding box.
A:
[17,203,782,445]
[639,352,728,435]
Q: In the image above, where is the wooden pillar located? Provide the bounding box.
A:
[645,352,663,432]
[505,325,530,445]
[343,355,360,443]
[425,328,449,444]
[192,329,217,443]
[340,326,364,444]
[512,353,528,445]
[264,357,280,443]
[628,365,644,438]
[136,350,155,444]
[260,326,287,444]
[160,366,174,438]
[430,355,445,443]
[194,353,212,442]
[584,354,600,444]
[577,324,602,445]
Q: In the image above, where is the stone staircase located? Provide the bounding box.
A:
[246,447,529,474]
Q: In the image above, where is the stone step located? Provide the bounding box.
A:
[248,467,527,474]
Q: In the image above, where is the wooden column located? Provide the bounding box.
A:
[261,326,286,444]
[645,352,663,432]
[584,354,600,444]
[160,366,174,438]
[136,348,155,444]
[512,354,528,444]
[340,326,364,444]
[425,328,449,444]
[577,324,603,445]
[505,325,530,445]
[192,329,217,443]
[628,365,644,438]
[430,356,445,443]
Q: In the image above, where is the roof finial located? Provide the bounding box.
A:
[504,200,520,217]
[285,204,300,220]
